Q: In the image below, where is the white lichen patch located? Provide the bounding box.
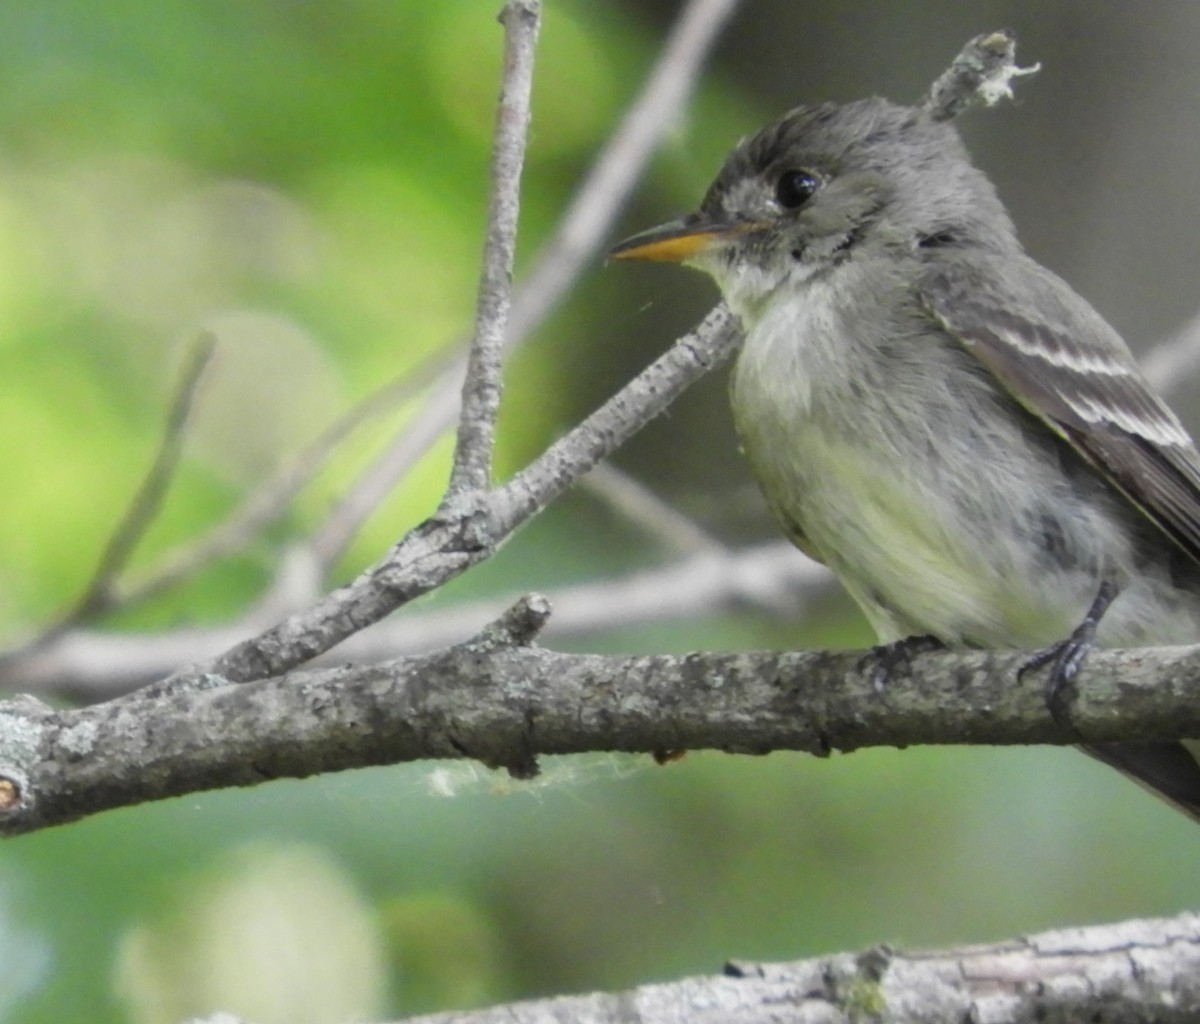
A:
[58,719,100,757]
[0,705,45,767]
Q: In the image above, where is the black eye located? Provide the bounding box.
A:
[775,170,819,209]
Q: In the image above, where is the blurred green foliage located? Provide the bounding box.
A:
[1,3,1200,1024]
[0,0,654,630]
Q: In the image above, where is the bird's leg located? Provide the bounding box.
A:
[1019,579,1119,731]
[858,634,945,691]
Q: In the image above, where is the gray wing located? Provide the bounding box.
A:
[921,251,1200,825]
[919,251,1200,567]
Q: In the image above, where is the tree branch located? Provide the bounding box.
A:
[505,0,741,342]
[147,304,740,695]
[4,639,1200,835]
[390,911,1200,1024]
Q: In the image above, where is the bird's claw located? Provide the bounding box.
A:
[1018,581,1116,734]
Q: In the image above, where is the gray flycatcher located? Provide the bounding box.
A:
[611,96,1200,822]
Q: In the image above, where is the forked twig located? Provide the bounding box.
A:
[309,0,742,572]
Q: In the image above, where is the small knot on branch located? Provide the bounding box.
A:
[470,592,553,650]
[0,771,28,813]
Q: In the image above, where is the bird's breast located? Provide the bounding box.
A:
[726,265,1142,647]
[729,268,901,444]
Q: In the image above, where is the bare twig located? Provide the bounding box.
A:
[309,0,741,571]
[56,333,217,629]
[113,347,454,607]
[5,0,747,697]
[0,347,453,680]
[448,0,541,497]
[0,539,828,701]
[309,391,453,571]
[579,462,722,557]
[489,309,739,531]
[379,538,825,648]
[151,305,740,694]
[506,0,742,342]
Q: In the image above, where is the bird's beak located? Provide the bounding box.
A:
[609,215,748,263]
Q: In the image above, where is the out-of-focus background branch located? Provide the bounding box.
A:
[1,4,1200,1024]
[397,911,1200,1024]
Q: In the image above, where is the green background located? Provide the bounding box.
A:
[1,2,1200,1022]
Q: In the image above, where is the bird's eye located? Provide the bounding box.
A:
[775,170,819,209]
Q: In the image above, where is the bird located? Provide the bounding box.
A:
[611,96,1200,822]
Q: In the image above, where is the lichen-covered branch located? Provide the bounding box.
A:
[3,637,1200,835]
[394,912,1200,1024]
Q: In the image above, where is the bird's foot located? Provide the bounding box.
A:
[1019,630,1094,733]
[858,634,944,691]
[1018,580,1118,733]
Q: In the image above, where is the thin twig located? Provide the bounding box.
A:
[83,0,734,596]
[1142,309,1200,395]
[922,29,1039,121]
[310,394,453,570]
[578,462,724,557]
[149,306,741,694]
[465,592,553,651]
[58,333,217,628]
[490,307,739,533]
[114,347,454,606]
[1,539,829,701]
[506,0,742,342]
[309,0,741,572]
[447,0,541,498]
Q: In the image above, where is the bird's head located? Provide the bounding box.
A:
[611,98,1016,316]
